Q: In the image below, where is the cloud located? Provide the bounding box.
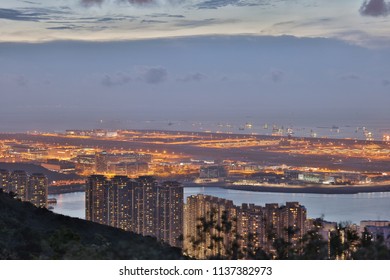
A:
[80,0,258,9]
[174,18,238,28]
[270,70,284,83]
[220,76,229,82]
[330,29,390,48]
[16,76,28,87]
[178,73,207,82]
[0,8,45,21]
[80,0,104,7]
[47,25,81,30]
[21,1,40,4]
[148,13,185,18]
[197,0,239,9]
[80,0,171,7]
[101,73,132,87]
[0,6,72,22]
[359,0,390,17]
[196,0,260,9]
[382,79,390,86]
[340,73,361,81]
[101,68,168,87]
[273,21,296,27]
[127,0,155,4]
[138,66,168,84]
[97,16,137,22]
[174,18,216,27]
[166,14,185,18]
[47,24,109,31]
[141,19,168,24]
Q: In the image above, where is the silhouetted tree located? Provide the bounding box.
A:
[329,222,359,259]
[353,228,390,260]
[299,218,328,260]
[272,237,292,259]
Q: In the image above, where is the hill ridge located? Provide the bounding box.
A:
[0,190,185,260]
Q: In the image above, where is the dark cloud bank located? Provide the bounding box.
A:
[80,0,165,7]
[360,0,390,17]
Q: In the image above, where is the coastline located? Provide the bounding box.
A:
[222,183,390,195]
[49,182,390,196]
[48,184,85,195]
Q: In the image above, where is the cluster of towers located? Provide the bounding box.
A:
[0,169,48,208]
[86,174,307,258]
[184,195,307,259]
[85,175,183,248]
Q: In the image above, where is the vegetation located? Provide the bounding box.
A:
[0,190,184,260]
[1,188,389,260]
[189,210,390,260]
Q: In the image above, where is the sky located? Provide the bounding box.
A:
[1,0,390,45]
[0,0,390,131]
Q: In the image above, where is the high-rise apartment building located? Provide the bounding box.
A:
[95,151,108,173]
[0,169,9,191]
[9,170,28,201]
[85,175,183,248]
[237,203,266,258]
[156,181,183,248]
[280,202,307,246]
[184,195,307,259]
[199,165,228,179]
[184,194,237,259]
[1,169,48,208]
[108,175,135,231]
[86,174,108,225]
[27,173,48,208]
[134,176,157,237]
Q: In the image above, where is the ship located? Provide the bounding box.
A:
[272,125,283,136]
[245,123,253,129]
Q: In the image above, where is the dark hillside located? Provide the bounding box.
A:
[0,190,184,260]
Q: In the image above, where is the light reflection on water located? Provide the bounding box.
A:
[50,188,390,224]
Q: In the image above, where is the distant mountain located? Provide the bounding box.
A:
[0,162,81,182]
[0,190,185,260]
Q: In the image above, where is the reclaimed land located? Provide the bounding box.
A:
[48,183,85,194]
[1,131,390,172]
[222,183,390,195]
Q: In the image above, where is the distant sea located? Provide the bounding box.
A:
[1,118,389,141]
[122,119,390,141]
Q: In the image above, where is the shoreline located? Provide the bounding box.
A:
[47,180,390,195]
[222,183,390,195]
[48,184,85,195]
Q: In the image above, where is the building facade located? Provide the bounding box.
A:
[156,181,183,248]
[85,175,183,248]
[0,169,48,208]
[9,170,28,201]
[184,194,307,259]
[27,173,48,208]
[184,194,237,259]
